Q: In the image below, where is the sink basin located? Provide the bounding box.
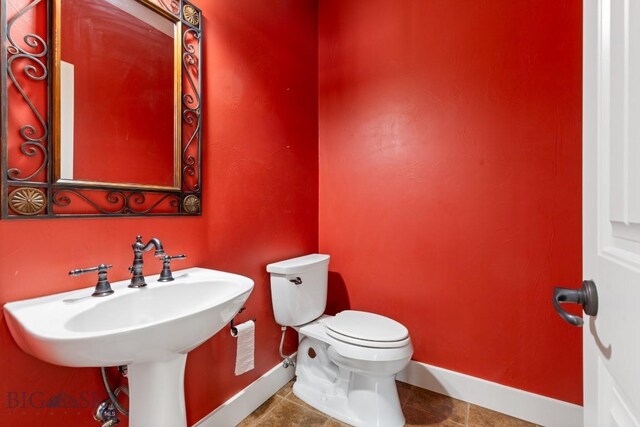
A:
[4,267,254,427]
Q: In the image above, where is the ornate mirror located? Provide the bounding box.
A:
[1,0,202,218]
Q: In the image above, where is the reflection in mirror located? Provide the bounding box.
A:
[57,0,179,188]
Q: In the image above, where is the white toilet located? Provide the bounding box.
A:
[267,254,413,427]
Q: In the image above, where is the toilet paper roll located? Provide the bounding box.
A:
[234,320,255,376]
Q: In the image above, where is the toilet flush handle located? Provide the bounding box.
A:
[289,277,302,285]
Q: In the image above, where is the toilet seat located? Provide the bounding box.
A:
[324,310,410,349]
[298,315,413,362]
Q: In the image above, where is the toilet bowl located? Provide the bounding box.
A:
[267,254,413,427]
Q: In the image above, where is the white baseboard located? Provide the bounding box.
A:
[193,358,295,427]
[397,360,583,427]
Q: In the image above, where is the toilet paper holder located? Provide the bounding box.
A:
[230,307,256,337]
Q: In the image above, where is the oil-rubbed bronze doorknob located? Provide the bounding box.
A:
[553,280,598,327]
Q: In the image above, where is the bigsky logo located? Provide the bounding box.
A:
[5,391,102,409]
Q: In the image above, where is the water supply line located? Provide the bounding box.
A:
[100,366,129,416]
[279,326,296,368]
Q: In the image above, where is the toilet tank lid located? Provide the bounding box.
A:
[266,254,330,274]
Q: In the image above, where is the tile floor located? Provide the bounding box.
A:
[237,379,540,427]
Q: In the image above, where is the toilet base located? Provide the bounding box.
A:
[290,316,411,427]
[293,372,405,427]
[293,335,405,426]
[293,380,358,426]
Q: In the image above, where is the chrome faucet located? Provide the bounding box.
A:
[128,235,165,288]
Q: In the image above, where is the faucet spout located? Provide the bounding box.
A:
[129,236,165,288]
[142,237,165,257]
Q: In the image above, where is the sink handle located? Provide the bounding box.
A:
[69,264,114,297]
[69,264,112,276]
[157,254,187,282]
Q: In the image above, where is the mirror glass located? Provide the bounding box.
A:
[57,0,178,188]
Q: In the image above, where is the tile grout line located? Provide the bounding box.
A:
[465,402,470,426]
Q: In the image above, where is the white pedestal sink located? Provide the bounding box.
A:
[3,267,254,427]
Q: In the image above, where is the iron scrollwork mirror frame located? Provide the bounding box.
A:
[0,0,202,218]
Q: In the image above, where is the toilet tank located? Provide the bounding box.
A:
[267,254,330,327]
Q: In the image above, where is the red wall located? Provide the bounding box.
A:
[318,0,583,405]
[2,0,585,424]
[0,0,318,425]
[61,0,175,186]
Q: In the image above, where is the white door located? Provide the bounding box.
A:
[582,0,640,425]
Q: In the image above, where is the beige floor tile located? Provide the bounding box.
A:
[236,395,283,426]
[325,418,351,427]
[397,380,414,405]
[467,405,537,427]
[258,399,329,427]
[276,379,295,398]
[236,418,254,427]
[403,404,466,426]
[286,390,326,415]
[403,386,469,425]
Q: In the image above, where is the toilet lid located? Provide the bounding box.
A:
[324,311,409,348]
